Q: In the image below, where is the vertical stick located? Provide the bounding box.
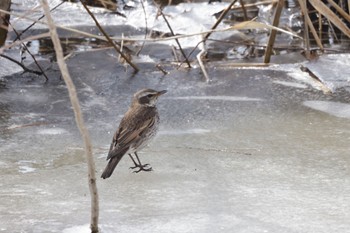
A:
[40,1,99,232]
[303,0,310,52]
[239,0,248,21]
[264,0,284,63]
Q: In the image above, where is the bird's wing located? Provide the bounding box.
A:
[107,116,155,160]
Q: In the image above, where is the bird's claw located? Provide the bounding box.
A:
[130,164,152,173]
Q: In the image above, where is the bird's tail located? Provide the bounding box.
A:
[101,156,123,179]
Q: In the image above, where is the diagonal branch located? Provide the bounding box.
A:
[158,7,191,68]
[79,0,139,73]
[14,1,64,42]
[204,0,238,41]
[0,54,43,75]
[8,20,49,81]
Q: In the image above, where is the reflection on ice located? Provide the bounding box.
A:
[159,128,211,135]
[37,127,68,135]
[168,96,263,101]
[62,224,90,233]
[303,101,350,119]
[17,160,37,173]
[273,80,308,89]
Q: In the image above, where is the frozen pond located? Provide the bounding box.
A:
[1,51,350,232]
[1,0,350,233]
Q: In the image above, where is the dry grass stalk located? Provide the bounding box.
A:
[309,0,350,38]
[326,0,350,23]
[197,50,210,83]
[40,1,99,232]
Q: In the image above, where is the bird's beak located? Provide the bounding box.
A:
[157,90,167,96]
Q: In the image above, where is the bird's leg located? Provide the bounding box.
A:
[128,154,139,168]
[129,152,152,173]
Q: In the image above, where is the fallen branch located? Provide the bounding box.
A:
[155,64,169,75]
[300,65,332,94]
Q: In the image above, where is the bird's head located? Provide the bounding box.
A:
[133,89,167,107]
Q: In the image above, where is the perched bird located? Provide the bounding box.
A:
[101,88,167,179]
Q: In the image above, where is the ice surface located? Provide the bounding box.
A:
[273,80,308,89]
[303,101,350,119]
[168,96,263,101]
[1,54,350,232]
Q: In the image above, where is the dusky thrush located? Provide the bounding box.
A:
[101,88,167,179]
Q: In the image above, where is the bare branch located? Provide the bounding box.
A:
[158,7,191,68]
[79,0,139,73]
[0,54,44,76]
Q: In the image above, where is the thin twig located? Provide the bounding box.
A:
[204,0,238,41]
[40,1,99,232]
[158,7,191,68]
[136,0,148,56]
[0,32,50,53]
[185,0,238,66]
[328,18,340,42]
[8,21,49,81]
[0,54,43,75]
[79,0,139,72]
[14,1,64,42]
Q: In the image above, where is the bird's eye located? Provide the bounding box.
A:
[147,94,153,98]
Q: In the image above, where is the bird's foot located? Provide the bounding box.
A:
[130,164,153,173]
